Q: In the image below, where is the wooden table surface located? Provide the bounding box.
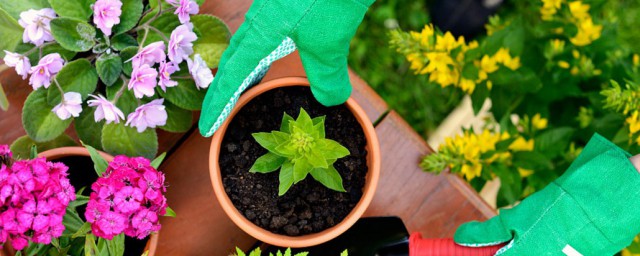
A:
[0,0,496,255]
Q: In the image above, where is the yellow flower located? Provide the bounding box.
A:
[487,80,493,90]
[509,137,535,151]
[627,111,640,134]
[406,53,424,72]
[435,32,460,52]
[461,163,482,181]
[569,1,590,20]
[570,67,580,75]
[634,54,639,67]
[467,41,479,49]
[570,18,602,46]
[572,50,580,59]
[541,0,562,20]
[550,39,565,54]
[459,78,476,94]
[422,52,454,74]
[480,55,499,74]
[493,48,521,70]
[532,114,549,130]
[411,24,435,48]
[518,168,534,178]
[558,61,570,69]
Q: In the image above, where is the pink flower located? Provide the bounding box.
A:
[52,92,83,120]
[168,23,197,64]
[129,209,159,239]
[93,0,123,36]
[187,54,212,89]
[126,99,167,132]
[18,9,56,46]
[0,145,11,159]
[113,186,143,213]
[128,64,158,98]
[173,0,199,24]
[95,211,127,239]
[158,61,178,91]
[131,41,166,68]
[87,94,125,124]
[3,51,31,79]
[29,53,64,90]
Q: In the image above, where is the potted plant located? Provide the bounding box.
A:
[0,0,230,159]
[209,77,381,248]
[0,144,171,255]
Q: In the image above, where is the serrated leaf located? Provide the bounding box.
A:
[50,18,96,52]
[151,152,166,169]
[279,161,294,196]
[140,13,180,46]
[10,134,76,160]
[164,206,176,217]
[82,141,109,176]
[0,82,8,111]
[310,166,345,192]
[0,8,23,57]
[158,78,207,110]
[191,14,230,68]
[48,0,94,21]
[160,101,192,133]
[48,59,98,105]
[22,90,73,142]
[111,33,138,51]
[112,0,142,35]
[75,105,104,149]
[250,152,285,173]
[102,122,158,159]
[96,53,122,86]
[317,140,350,159]
[280,113,294,133]
[119,46,137,76]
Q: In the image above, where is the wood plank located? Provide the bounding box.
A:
[364,111,496,237]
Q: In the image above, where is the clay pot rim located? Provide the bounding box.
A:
[37,146,159,256]
[209,77,381,248]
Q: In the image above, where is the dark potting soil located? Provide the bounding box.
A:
[219,86,369,236]
[55,156,149,256]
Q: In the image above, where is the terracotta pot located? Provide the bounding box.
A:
[37,147,159,256]
[209,77,381,248]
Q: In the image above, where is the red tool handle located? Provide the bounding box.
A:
[409,233,504,256]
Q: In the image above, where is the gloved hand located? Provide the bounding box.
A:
[198,0,374,137]
[454,133,640,255]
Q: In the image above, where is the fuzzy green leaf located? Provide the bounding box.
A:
[280,113,294,133]
[96,53,122,86]
[112,0,142,35]
[106,78,137,115]
[111,33,138,51]
[158,78,207,111]
[278,161,294,196]
[0,82,9,111]
[0,8,23,57]
[10,134,76,160]
[310,166,346,192]
[48,0,94,21]
[160,101,193,133]
[191,14,230,68]
[119,46,137,76]
[47,59,98,105]
[75,105,104,149]
[101,123,158,159]
[0,0,50,20]
[50,18,95,52]
[250,152,285,173]
[82,141,109,176]
[140,13,180,46]
[22,90,73,142]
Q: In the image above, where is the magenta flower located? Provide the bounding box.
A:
[187,54,213,89]
[29,53,64,90]
[113,186,143,213]
[3,51,31,79]
[168,23,197,64]
[126,99,167,132]
[95,211,127,240]
[128,64,158,98]
[158,61,178,91]
[18,8,56,46]
[52,92,83,120]
[0,145,11,159]
[173,0,199,24]
[93,0,123,36]
[87,94,125,124]
[131,41,166,68]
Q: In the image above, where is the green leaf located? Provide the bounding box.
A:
[294,252,309,256]
[106,234,124,256]
[280,113,294,133]
[48,0,94,21]
[112,0,143,35]
[252,133,280,153]
[160,101,193,133]
[84,234,98,256]
[292,159,311,183]
[317,140,350,159]
[71,222,92,238]
[250,152,285,173]
[310,165,345,192]
[296,108,314,132]
[191,14,230,68]
[278,161,294,196]
[48,59,98,105]
[493,164,522,206]
[0,8,23,57]
[75,105,104,149]
[534,127,574,158]
[0,0,50,20]
[102,122,158,159]
[82,141,109,176]
[311,118,325,139]
[62,207,85,235]
[140,13,180,46]
[15,42,76,63]
[0,82,9,111]
[96,53,122,86]
[29,145,38,159]
[119,46,137,76]
[22,90,73,142]
[305,150,328,169]
[164,206,176,217]
[106,78,137,115]
[512,151,553,171]
[151,152,166,169]
[340,250,348,256]
[111,33,138,51]
[249,248,262,256]
[158,78,207,111]
[50,18,96,52]
[10,134,76,159]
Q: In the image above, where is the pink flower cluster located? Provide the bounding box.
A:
[0,147,75,250]
[85,156,167,240]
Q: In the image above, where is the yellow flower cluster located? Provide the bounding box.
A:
[627,111,640,145]
[568,1,602,46]
[541,0,562,20]
[467,48,521,92]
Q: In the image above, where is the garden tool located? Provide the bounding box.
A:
[199,0,374,137]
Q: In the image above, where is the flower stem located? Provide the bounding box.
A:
[113,75,129,103]
[53,77,66,103]
[22,42,55,57]
[147,26,170,43]
[138,28,150,50]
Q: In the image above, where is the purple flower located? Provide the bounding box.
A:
[173,0,199,24]
[3,51,31,79]
[29,53,64,90]
[168,23,197,64]
[187,54,212,89]
[126,99,167,132]
[52,92,83,120]
[131,41,166,68]
[128,64,158,98]
[18,9,56,46]
[158,61,178,91]
[87,94,125,124]
[93,0,123,36]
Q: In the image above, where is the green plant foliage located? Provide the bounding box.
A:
[157,78,207,111]
[0,82,8,111]
[101,122,158,159]
[161,101,193,133]
[0,8,23,58]
[9,134,76,159]
[119,46,138,76]
[191,14,231,68]
[110,33,138,51]
[139,12,180,46]
[50,18,96,52]
[83,142,109,176]
[22,90,73,142]
[112,0,143,35]
[251,108,350,196]
[96,52,123,86]
[47,59,98,105]
[234,247,347,256]
[48,0,94,21]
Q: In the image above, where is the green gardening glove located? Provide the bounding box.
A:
[454,133,640,255]
[198,0,374,137]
